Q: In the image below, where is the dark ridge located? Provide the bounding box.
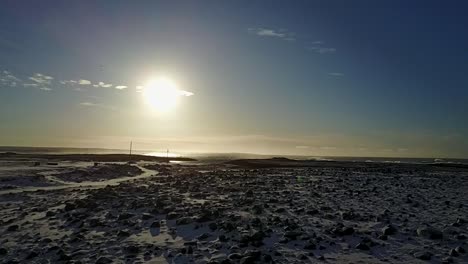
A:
[0,152,195,162]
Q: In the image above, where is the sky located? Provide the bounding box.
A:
[1,0,468,158]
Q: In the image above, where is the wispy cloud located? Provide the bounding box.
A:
[29,73,53,84]
[115,85,127,90]
[248,27,337,58]
[178,90,194,96]
[248,27,295,41]
[307,46,336,54]
[79,101,115,111]
[79,79,91,85]
[25,73,54,91]
[98,81,112,88]
[328,72,344,77]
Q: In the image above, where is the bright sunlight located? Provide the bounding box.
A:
[143,77,180,112]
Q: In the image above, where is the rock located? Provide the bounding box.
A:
[125,245,139,254]
[356,243,370,250]
[26,251,39,259]
[209,222,218,231]
[333,226,354,236]
[96,256,113,264]
[240,256,256,264]
[7,225,18,231]
[150,221,161,228]
[284,231,302,240]
[414,251,432,260]
[187,246,193,254]
[449,249,459,257]
[252,204,263,214]
[176,217,193,225]
[455,246,465,254]
[417,226,443,239]
[184,240,197,246]
[382,225,397,235]
[244,249,261,259]
[304,242,316,250]
[0,248,8,255]
[142,213,153,220]
[442,257,454,264]
[118,213,135,221]
[198,233,210,240]
[251,231,265,241]
[117,230,130,237]
[64,203,76,211]
[167,212,180,220]
[263,254,273,262]
[46,211,55,217]
[228,253,242,260]
[245,190,254,197]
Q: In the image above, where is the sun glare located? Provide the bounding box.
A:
[143,77,179,112]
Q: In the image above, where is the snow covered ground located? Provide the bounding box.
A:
[0,158,467,263]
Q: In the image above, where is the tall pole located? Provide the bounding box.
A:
[129,141,132,156]
[167,149,169,159]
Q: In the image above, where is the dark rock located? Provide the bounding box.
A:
[117,230,130,237]
[187,246,193,254]
[455,246,465,254]
[150,221,161,228]
[382,225,397,236]
[449,249,459,257]
[304,242,316,250]
[184,240,197,246]
[7,225,18,232]
[442,257,454,264]
[167,212,180,220]
[356,243,370,250]
[118,213,134,221]
[46,211,55,217]
[26,251,39,259]
[414,251,432,260]
[228,253,242,260]
[64,203,76,211]
[198,233,210,240]
[0,248,7,255]
[209,222,218,231]
[417,226,443,240]
[240,256,256,264]
[96,256,113,264]
[176,217,193,225]
[142,213,153,220]
[284,231,302,240]
[125,245,139,254]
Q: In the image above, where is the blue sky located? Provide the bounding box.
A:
[1,0,467,158]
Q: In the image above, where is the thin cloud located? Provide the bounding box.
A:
[98,81,112,88]
[29,73,53,84]
[307,46,336,54]
[39,87,52,91]
[80,102,96,106]
[248,27,294,41]
[178,90,194,96]
[79,79,91,85]
[328,72,344,77]
[115,85,127,90]
[79,101,115,111]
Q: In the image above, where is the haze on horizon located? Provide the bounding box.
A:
[1,1,467,158]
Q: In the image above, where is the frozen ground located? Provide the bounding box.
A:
[0,157,467,263]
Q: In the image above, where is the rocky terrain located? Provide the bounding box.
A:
[0,159,467,263]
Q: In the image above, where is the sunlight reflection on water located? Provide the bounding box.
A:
[144,152,180,158]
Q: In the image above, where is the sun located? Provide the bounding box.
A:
[143,77,180,112]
